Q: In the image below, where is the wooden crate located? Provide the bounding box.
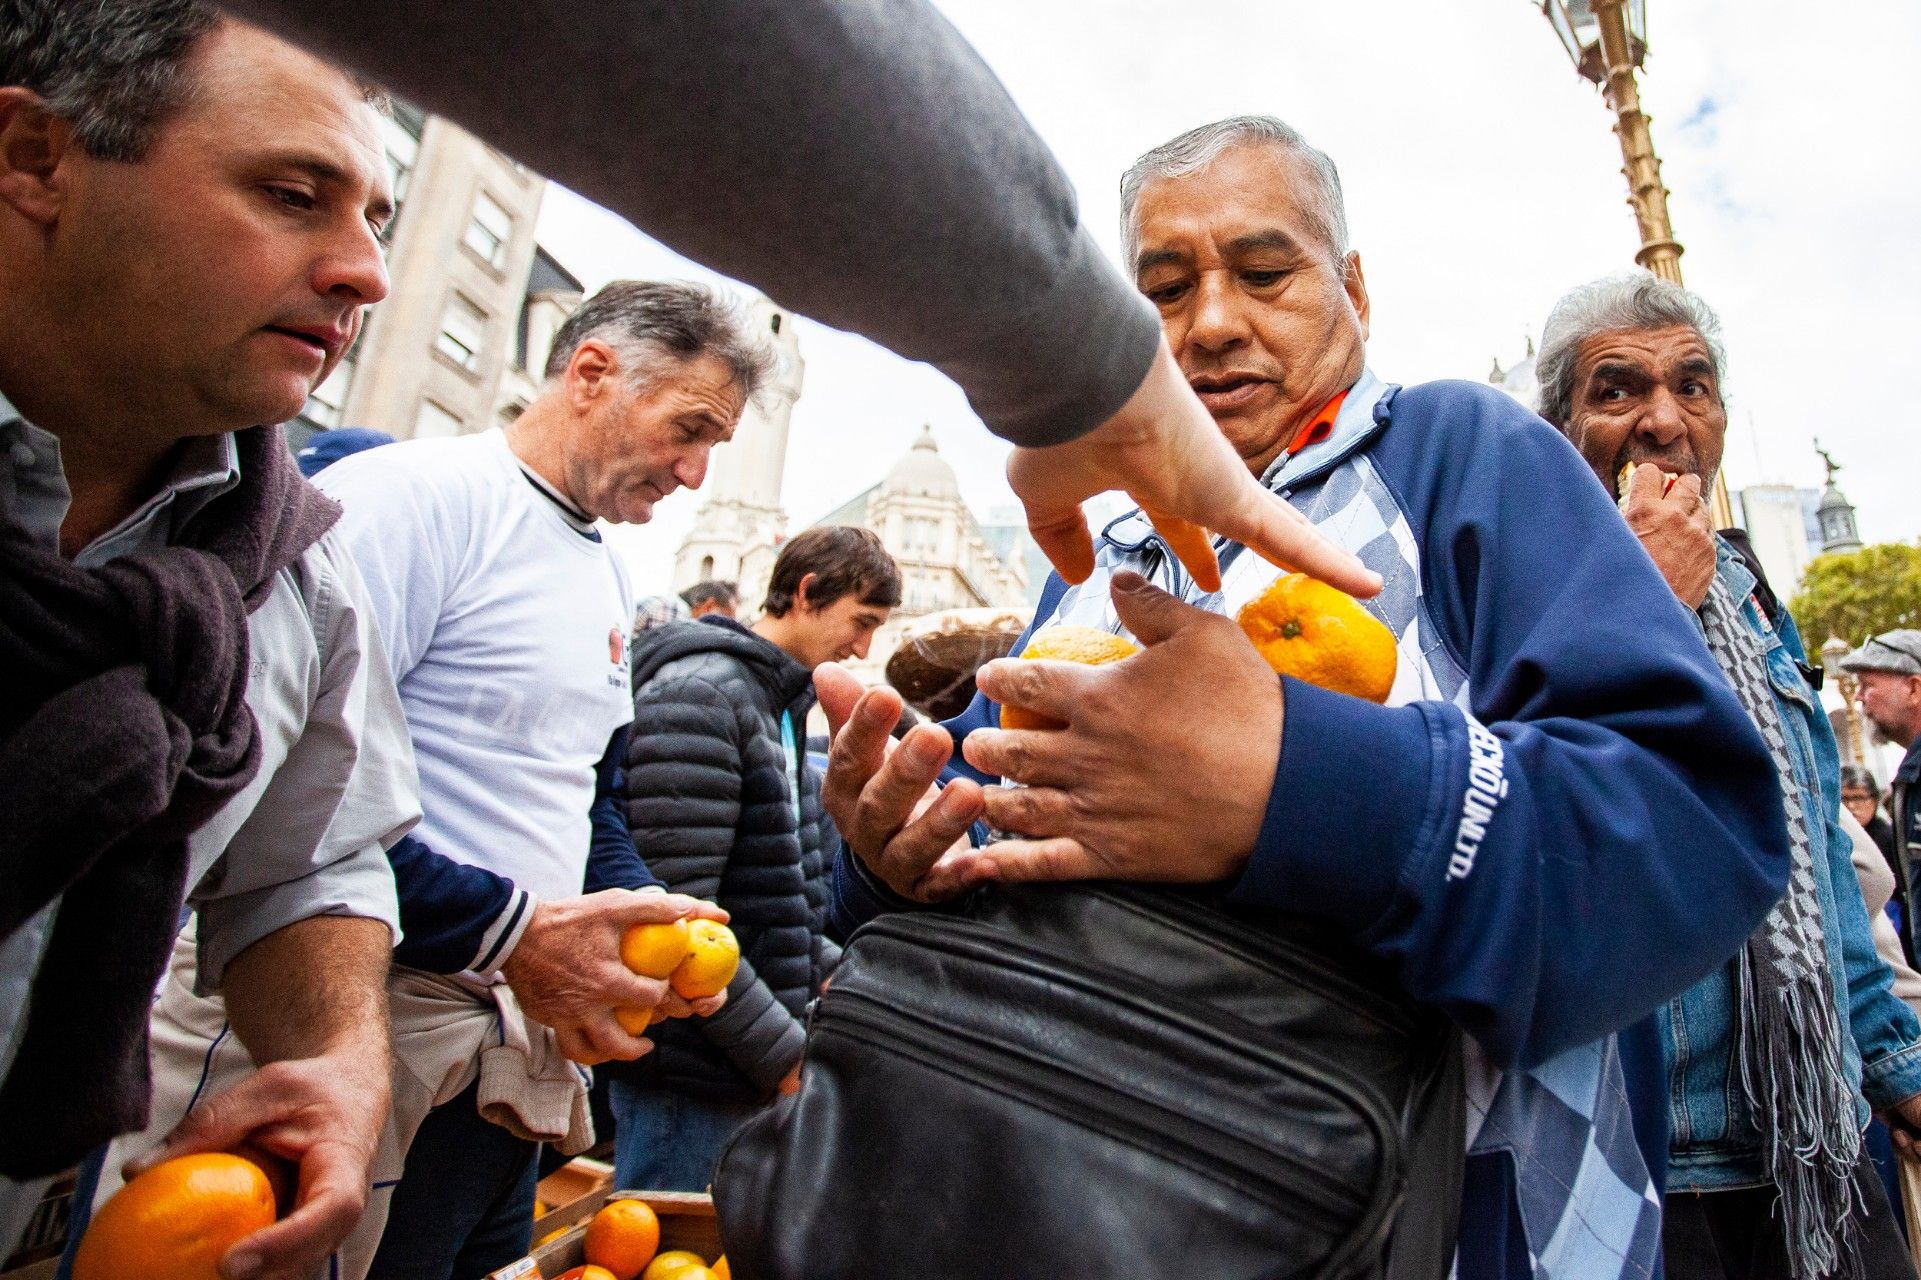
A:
[489,1190,721,1279]
[531,1158,615,1239]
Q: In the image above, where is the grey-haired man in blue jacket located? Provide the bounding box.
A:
[820,117,1793,1280]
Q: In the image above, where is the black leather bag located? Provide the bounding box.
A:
[715,882,1463,1280]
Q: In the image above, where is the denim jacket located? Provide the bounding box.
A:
[1662,540,1921,1190]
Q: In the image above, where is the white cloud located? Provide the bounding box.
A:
[541,0,1921,592]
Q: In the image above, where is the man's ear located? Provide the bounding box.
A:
[792,572,818,616]
[563,339,618,411]
[1344,251,1371,342]
[0,89,73,226]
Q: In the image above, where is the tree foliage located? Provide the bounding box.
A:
[1788,542,1921,648]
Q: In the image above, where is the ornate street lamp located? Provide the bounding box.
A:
[1535,0,1679,282]
[1536,0,1733,526]
[1821,634,1869,768]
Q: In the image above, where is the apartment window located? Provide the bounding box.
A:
[436,293,487,372]
[299,361,352,429]
[414,398,463,439]
[380,113,421,209]
[463,191,513,269]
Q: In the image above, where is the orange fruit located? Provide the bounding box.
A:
[711,1258,730,1280]
[999,625,1141,730]
[670,920,741,999]
[555,1268,619,1280]
[643,1253,711,1280]
[535,1224,572,1248]
[583,1198,661,1280]
[1236,574,1396,704]
[618,919,697,1033]
[621,920,693,979]
[228,1141,294,1216]
[72,1152,277,1280]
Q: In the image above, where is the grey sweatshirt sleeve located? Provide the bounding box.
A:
[221,0,1161,448]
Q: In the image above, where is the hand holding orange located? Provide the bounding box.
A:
[72,1152,277,1280]
[615,915,738,1027]
[999,625,1142,730]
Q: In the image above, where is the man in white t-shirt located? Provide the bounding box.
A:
[104,280,774,1280]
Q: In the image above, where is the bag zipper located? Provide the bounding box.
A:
[1087,886,1417,1036]
[818,991,1358,1230]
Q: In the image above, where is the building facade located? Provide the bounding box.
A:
[295,106,581,447]
[808,428,1030,687]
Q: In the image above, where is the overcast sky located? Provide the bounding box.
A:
[536,0,1921,597]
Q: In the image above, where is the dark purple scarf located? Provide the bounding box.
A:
[0,425,339,1177]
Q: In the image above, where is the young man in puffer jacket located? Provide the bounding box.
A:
[607,526,900,1190]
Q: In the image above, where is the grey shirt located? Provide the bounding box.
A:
[0,404,416,1082]
[220,0,1161,449]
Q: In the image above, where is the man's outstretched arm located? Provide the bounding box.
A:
[218,0,1375,598]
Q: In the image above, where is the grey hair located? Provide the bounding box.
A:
[545,280,776,404]
[1119,115,1351,270]
[1536,273,1727,429]
[1,0,386,163]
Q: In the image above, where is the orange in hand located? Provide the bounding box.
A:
[583,1197,661,1279]
[999,625,1142,730]
[670,920,741,999]
[1237,574,1395,703]
[72,1153,277,1280]
[621,920,692,979]
[616,918,695,1033]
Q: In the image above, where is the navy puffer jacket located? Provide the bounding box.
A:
[610,616,840,1102]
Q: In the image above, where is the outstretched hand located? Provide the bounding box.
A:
[1008,337,1380,599]
[815,664,989,903]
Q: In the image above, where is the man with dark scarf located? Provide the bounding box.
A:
[1539,273,1921,1280]
[0,4,419,1276]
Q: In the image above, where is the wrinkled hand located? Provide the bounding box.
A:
[816,664,989,903]
[962,571,1280,885]
[501,890,729,1066]
[1623,464,1715,610]
[125,1050,387,1280]
[1007,337,1380,598]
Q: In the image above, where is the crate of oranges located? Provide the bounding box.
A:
[490,1189,729,1280]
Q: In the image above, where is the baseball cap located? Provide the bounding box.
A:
[1840,629,1921,677]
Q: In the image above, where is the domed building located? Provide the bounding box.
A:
[810,426,1030,686]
